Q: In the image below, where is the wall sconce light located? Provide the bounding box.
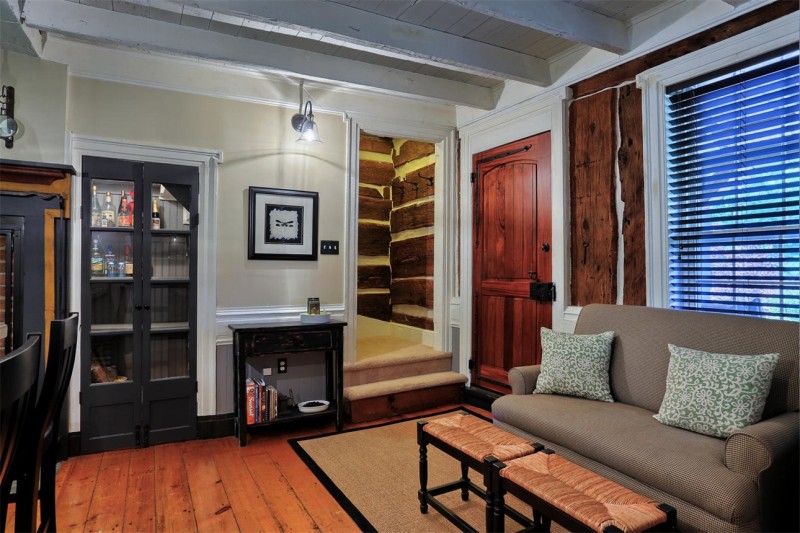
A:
[290,81,321,143]
[0,86,19,149]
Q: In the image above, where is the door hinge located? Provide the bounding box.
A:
[191,213,199,228]
[470,171,478,183]
[78,391,82,404]
[530,282,556,302]
[468,359,475,370]
[196,381,199,393]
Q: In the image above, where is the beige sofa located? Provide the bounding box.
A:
[492,304,799,532]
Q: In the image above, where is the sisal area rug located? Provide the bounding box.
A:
[290,409,552,533]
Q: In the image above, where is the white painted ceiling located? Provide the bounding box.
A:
[4,0,744,109]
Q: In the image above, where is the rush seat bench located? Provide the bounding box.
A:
[417,412,538,532]
[490,448,677,532]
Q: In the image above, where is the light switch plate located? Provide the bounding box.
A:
[321,240,339,254]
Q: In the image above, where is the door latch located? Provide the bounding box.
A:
[530,282,556,302]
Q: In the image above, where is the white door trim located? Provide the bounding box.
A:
[457,88,572,381]
[343,113,457,364]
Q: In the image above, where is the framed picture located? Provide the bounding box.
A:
[248,187,318,260]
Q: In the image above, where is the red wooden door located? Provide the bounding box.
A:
[472,133,552,393]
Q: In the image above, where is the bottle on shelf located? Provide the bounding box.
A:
[152,199,161,230]
[101,192,116,227]
[91,238,104,277]
[123,244,133,276]
[104,245,116,277]
[128,189,135,217]
[117,190,132,227]
[91,185,102,227]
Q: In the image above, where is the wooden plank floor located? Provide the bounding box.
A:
[5,403,488,532]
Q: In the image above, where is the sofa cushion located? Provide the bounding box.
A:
[654,345,779,438]
[534,328,615,402]
[492,393,759,525]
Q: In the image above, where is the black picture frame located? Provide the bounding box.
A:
[248,187,318,260]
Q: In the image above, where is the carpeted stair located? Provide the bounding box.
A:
[344,336,467,422]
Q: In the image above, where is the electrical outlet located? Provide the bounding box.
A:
[263,367,272,376]
[277,358,287,374]
[320,240,339,255]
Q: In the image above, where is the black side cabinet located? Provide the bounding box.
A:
[80,156,199,453]
[230,320,346,446]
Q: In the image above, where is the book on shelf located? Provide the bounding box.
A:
[266,385,278,420]
[245,378,256,425]
[254,376,261,423]
[255,376,267,423]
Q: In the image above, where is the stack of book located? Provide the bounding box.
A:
[245,377,279,425]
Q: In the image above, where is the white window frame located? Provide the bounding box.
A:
[638,13,799,309]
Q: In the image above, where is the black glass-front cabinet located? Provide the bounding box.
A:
[80,156,198,454]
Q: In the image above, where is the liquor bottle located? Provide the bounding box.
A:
[104,245,116,277]
[152,199,161,230]
[123,244,134,276]
[128,190,135,217]
[117,190,131,227]
[90,238,104,277]
[91,185,102,227]
[101,192,116,227]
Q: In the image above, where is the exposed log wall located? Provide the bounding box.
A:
[389,140,436,331]
[566,3,793,307]
[569,91,618,306]
[357,134,436,331]
[357,134,393,322]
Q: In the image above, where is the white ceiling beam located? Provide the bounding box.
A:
[185,0,551,86]
[0,0,43,57]
[719,0,749,6]
[21,0,498,109]
[441,0,631,55]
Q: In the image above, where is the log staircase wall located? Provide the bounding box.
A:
[357,133,435,332]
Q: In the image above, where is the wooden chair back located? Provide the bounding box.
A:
[0,334,41,484]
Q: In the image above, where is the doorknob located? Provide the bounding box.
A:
[541,242,550,252]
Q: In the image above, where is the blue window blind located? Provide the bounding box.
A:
[665,45,799,321]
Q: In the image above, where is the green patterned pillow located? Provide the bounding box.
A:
[533,328,615,402]
[654,345,779,438]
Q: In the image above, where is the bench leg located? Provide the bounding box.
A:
[532,510,551,532]
[460,462,470,501]
[417,421,429,514]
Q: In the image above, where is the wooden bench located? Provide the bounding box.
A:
[490,447,677,532]
[416,412,537,532]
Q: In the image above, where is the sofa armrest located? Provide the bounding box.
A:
[508,365,541,395]
[725,411,800,531]
[725,411,799,479]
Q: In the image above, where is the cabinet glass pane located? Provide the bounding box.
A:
[151,285,189,324]
[91,231,134,279]
[90,334,134,384]
[150,183,191,232]
[91,284,133,326]
[91,179,135,229]
[151,332,189,379]
[152,235,189,279]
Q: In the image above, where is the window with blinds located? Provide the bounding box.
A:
[665,45,799,321]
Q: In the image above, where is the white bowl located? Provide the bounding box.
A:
[297,400,330,413]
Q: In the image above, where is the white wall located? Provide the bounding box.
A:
[0,50,68,163]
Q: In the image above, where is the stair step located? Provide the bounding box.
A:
[345,349,452,387]
[344,371,467,401]
[344,371,467,423]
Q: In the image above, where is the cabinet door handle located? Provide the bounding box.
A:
[143,304,151,311]
[135,304,142,310]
